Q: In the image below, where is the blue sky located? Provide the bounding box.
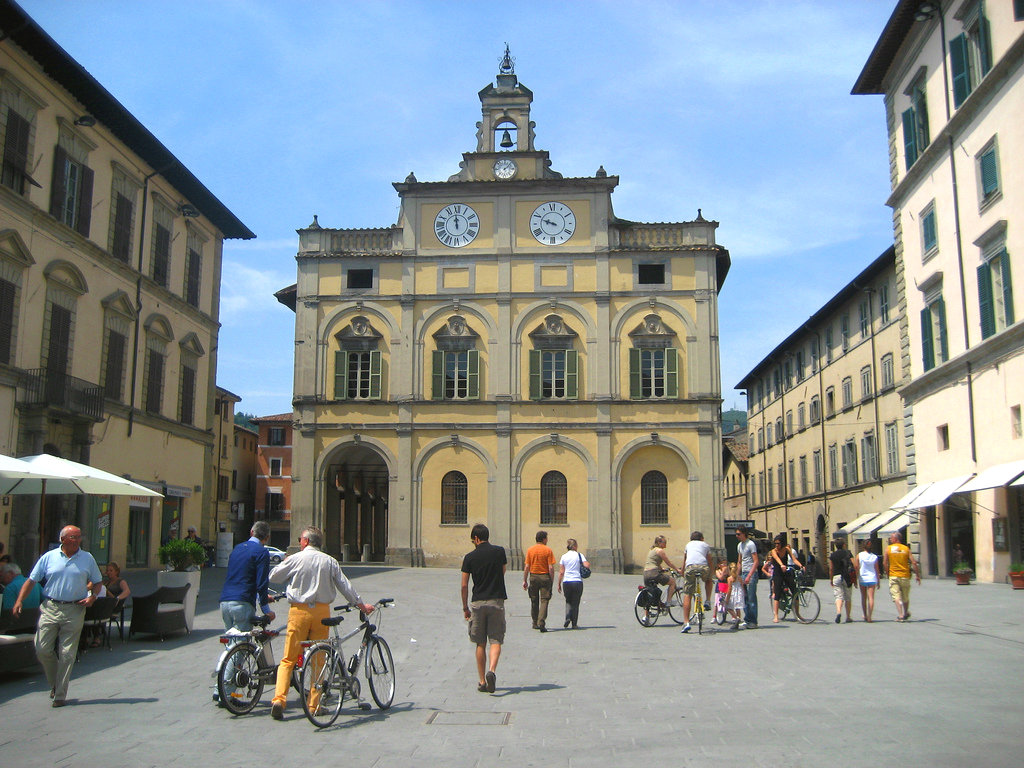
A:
[22,0,898,416]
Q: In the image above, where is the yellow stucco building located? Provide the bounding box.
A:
[281,51,729,571]
[0,4,252,570]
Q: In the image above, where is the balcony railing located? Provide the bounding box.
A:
[18,368,104,421]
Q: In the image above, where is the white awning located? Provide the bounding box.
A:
[957,460,1024,493]
[877,512,914,536]
[846,508,907,537]
[889,483,934,510]
[1013,474,1024,487]
[903,474,975,510]
[837,512,879,535]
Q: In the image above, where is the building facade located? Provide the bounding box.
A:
[230,421,258,542]
[281,52,730,571]
[738,249,911,563]
[252,413,292,550]
[0,2,253,570]
[854,0,1024,581]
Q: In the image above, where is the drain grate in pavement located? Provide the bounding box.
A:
[426,711,511,726]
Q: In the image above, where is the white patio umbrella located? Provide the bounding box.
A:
[0,453,50,483]
[0,453,162,555]
[2,454,163,497]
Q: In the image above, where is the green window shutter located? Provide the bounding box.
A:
[467,349,480,399]
[334,351,348,399]
[564,350,578,400]
[980,149,998,198]
[935,298,948,362]
[978,262,995,339]
[1000,250,1015,326]
[902,108,918,169]
[921,307,935,371]
[49,144,68,220]
[629,348,641,399]
[979,14,992,76]
[916,89,930,148]
[665,347,679,397]
[922,210,937,252]
[369,349,382,399]
[76,164,93,237]
[950,34,970,107]
[432,350,444,400]
[529,349,541,400]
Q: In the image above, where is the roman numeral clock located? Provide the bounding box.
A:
[530,201,576,245]
[434,203,479,247]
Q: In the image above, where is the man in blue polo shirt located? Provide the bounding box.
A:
[14,525,102,707]
[220,521,276,633]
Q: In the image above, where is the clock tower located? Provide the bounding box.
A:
[288,49,730,573]
[448,44,561,183]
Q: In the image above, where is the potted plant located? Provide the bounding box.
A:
[156,539,205,631]
[1009,563,1024,590]
[952,562,973,585]
[157,539,206,571]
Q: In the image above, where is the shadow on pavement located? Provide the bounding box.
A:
[492,682,563,696]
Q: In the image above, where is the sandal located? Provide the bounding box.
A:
[477,683,489,693]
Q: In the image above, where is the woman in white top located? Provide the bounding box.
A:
[557,539,589,629]
[855,539,881,622]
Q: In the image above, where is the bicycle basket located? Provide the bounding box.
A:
[797,572,815,587]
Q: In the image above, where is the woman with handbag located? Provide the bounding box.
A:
[557,538,590,629]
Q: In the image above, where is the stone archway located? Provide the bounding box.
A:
[322,445,389,562]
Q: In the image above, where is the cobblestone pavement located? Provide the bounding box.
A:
[2,564,1022,767]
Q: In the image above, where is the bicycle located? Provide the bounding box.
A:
[299,598,395,728]
[634,572,687,627]
[686,575,706,635]
[215,612,301,715]
[776,569,821,623]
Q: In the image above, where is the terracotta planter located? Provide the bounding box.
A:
[954,572,971,585]
[1009,572,1024,590]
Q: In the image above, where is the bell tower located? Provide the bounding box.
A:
[448,45,561,182]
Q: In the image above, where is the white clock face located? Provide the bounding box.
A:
[493,158,517,180]
[530,202,576,245]
[434,203,479,247]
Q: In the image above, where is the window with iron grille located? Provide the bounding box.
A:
[640,470,668,525]
[441,471,467,525]
[540,471,568,525]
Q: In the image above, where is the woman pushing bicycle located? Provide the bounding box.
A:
[764,536,802,624]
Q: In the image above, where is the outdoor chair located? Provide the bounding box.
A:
[128,584,190,640]
[78,596,119,656]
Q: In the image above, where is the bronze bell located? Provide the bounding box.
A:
[499,129,514,149]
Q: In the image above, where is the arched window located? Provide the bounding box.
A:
[641,470,668,525]
[540,471,567,525]
[441,471,467,525]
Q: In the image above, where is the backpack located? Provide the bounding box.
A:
[842,553,855,586]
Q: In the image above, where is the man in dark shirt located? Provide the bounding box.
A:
[460,523,507,694]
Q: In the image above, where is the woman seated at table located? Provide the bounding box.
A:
[86,562,131,647]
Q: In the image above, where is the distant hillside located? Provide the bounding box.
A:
[722,408,747,433]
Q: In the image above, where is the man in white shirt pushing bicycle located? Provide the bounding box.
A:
[680,531,713,634]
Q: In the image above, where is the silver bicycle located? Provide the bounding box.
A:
[299,598,395,728]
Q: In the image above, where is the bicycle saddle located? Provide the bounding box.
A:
[321,616,345,627]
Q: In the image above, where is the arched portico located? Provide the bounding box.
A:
[317,438,394,561]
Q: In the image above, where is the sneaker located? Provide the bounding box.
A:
[271,701,284,720]
[738,621,747,629]
[835,614,841,624]
[703,601,710,611]
[681,624,691,633]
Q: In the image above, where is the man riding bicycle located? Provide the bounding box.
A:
[680,531,713,633]
[642,535,681,608]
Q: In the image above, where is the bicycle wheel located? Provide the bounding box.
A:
[696,590,704,635]
[300,645,345,728]
[217,643,264,715]
[634,591,660,627]
[665,587,687,625]
[714,594,726,625]
[795,588,821,623]
[365,636,395,710]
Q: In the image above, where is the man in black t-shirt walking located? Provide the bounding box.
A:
[460,523,508,693]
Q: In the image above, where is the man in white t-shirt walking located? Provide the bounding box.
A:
[680,531,713,633]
